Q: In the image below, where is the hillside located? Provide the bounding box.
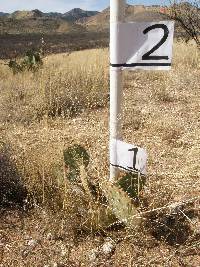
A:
[80,4,168,30]
[0,5,169,34]
[0,31,108,59]
[0,4,172,36]
[0,8,98,34]
[0,16,85,34]
[3,8,99,21]
[8,9,43,19]
[63,8,99,22]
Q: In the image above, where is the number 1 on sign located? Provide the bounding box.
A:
[128,147,139,171]
[110,139,147,175]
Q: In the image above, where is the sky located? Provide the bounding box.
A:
[0,0,168,13]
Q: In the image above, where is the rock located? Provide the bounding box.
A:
[46,232,53,240]
[27,239,38,248]
[101,238,115,255]
[87,248,99,262]
[60,244,68,257]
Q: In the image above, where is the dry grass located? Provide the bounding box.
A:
[0,49,109,124]
[0,41,199,266]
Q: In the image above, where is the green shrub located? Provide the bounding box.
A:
[8,49,43,74]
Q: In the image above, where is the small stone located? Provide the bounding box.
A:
[88,248,99,262]
[27,239,38,248]
[60,244,67,257]
[22,249,29,257]
[101,238,115,255]
[46,233,53,240]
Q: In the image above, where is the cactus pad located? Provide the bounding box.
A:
[117,172,146,199]
[101,180,141,227]
[63,144,90,182]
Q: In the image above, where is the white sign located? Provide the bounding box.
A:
[110,139,147,175]
[110,21,174,70]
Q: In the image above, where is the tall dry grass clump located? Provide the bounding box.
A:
[0,49,109,124]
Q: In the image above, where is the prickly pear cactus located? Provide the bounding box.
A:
[78,165,117,230]
[101,180,141,227]
[79,165,93,201]
[117,172,146,199]
[62,144,142,229]
[63,145,90,182]
[79,165,141,228]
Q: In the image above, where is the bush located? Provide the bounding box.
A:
[8,49,43,74]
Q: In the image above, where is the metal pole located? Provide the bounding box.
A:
[110,0,126,181]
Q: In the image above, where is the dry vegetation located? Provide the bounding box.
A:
[0,32,109,60]
[0,41,199,266]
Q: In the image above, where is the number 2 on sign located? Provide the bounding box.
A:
[142,24,169,61]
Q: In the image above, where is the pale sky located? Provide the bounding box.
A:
[0,0,168,13]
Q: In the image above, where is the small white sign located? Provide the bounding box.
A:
[110,139,147,175]
[110,21,174,70]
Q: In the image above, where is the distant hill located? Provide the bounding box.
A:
[6,8,99,22]
[0,5,169,34]
[62,8,99,22]
[0,8,99,34]
[80,4,168,30]
[127,10,168,22]
[0,12,9,17]
[78,5,145,26]
[8,9,43,19]
[45,12,63,18]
